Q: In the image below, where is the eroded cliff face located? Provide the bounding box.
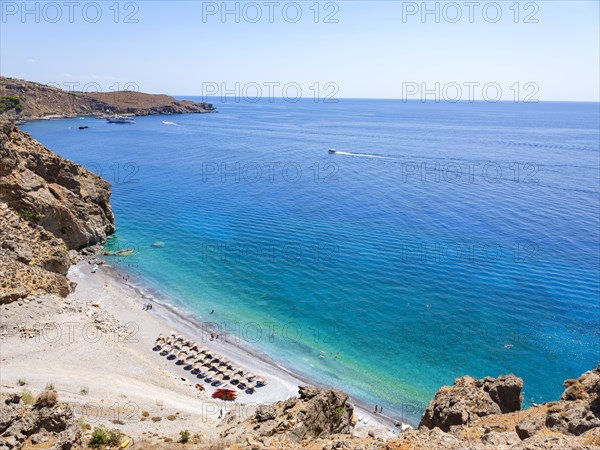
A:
[0,121,115,303]
[214,368,600,450]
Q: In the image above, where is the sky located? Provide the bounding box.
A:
[1,0,599,101]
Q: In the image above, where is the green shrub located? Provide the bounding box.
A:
[335,406,345,416]
[106,429,123,446]
[17,378,26,386]
[89,426,122,447]
[179,430,190,443]
[89,426,108,448]
[45,382,55,390]
[19,208,42,224]
[0,96,22,113]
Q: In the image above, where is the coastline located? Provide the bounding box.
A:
[85,259,408,431]
[0,257,406,443]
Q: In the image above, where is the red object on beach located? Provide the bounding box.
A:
[212,388,237,401]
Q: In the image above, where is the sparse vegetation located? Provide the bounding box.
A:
[21,389,35,405]
[142,410,150,417]
[167,414,177,421]
[89,426,123,448]
[80,387,89,395]
[35,389,57,407]
[45,382,55,390]
[89,426,108,448]
[179,430,190,443]
[17,378,26,386]
[0,95,22,113]
[77,417,88,431]
[19,208,42,224]
[335,406,345,416]
[151,416,162,422]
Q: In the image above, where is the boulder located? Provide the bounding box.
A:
[419,374,522,432]
[221,386,353,444]
[546,365,600,436]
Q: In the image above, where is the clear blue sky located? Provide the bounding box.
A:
[1,1,599,101]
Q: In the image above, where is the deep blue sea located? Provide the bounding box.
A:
[21,99,600,424]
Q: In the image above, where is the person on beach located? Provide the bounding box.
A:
[374,405,378,413]
[210,309,214,314]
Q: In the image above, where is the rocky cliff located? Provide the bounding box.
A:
[0,121,115,303]
[0,77,215,120]
[0,390,81,449]
[213,367,599,449]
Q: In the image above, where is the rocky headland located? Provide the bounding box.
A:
[0,77,215,121]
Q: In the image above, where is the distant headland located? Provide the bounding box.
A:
[0,76,215,122]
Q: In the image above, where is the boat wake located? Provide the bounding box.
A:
[162,121,180,126]
[333,151,389,159]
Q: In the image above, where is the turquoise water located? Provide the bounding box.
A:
[22,100,600,423]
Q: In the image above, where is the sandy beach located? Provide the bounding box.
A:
[0,259,400,444]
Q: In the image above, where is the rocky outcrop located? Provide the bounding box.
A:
[220,385,353,447]
[419,373,523,431]
[545,365,600,436]
[1,76,215,120]
[0,121,115,302]
[0,390,81,449]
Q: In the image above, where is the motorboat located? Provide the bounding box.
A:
[107,116,135,124]
[328,148,337,154]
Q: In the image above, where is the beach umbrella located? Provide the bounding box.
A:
[245,373,256,381]
[213,372,225,381]
[176,334,184,341]
[223,370,233,379]
[181,344,192,352]
[198,347,208,354]
[177,352,187,362]
[193,362,204,370]
[255,377,266,386]
[157,333,165,340]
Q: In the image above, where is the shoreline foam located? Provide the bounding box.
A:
[74,259,406,432]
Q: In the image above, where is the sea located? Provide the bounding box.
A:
[21,98,600,424]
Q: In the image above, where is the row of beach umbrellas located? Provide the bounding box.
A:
[154,332,267,388]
